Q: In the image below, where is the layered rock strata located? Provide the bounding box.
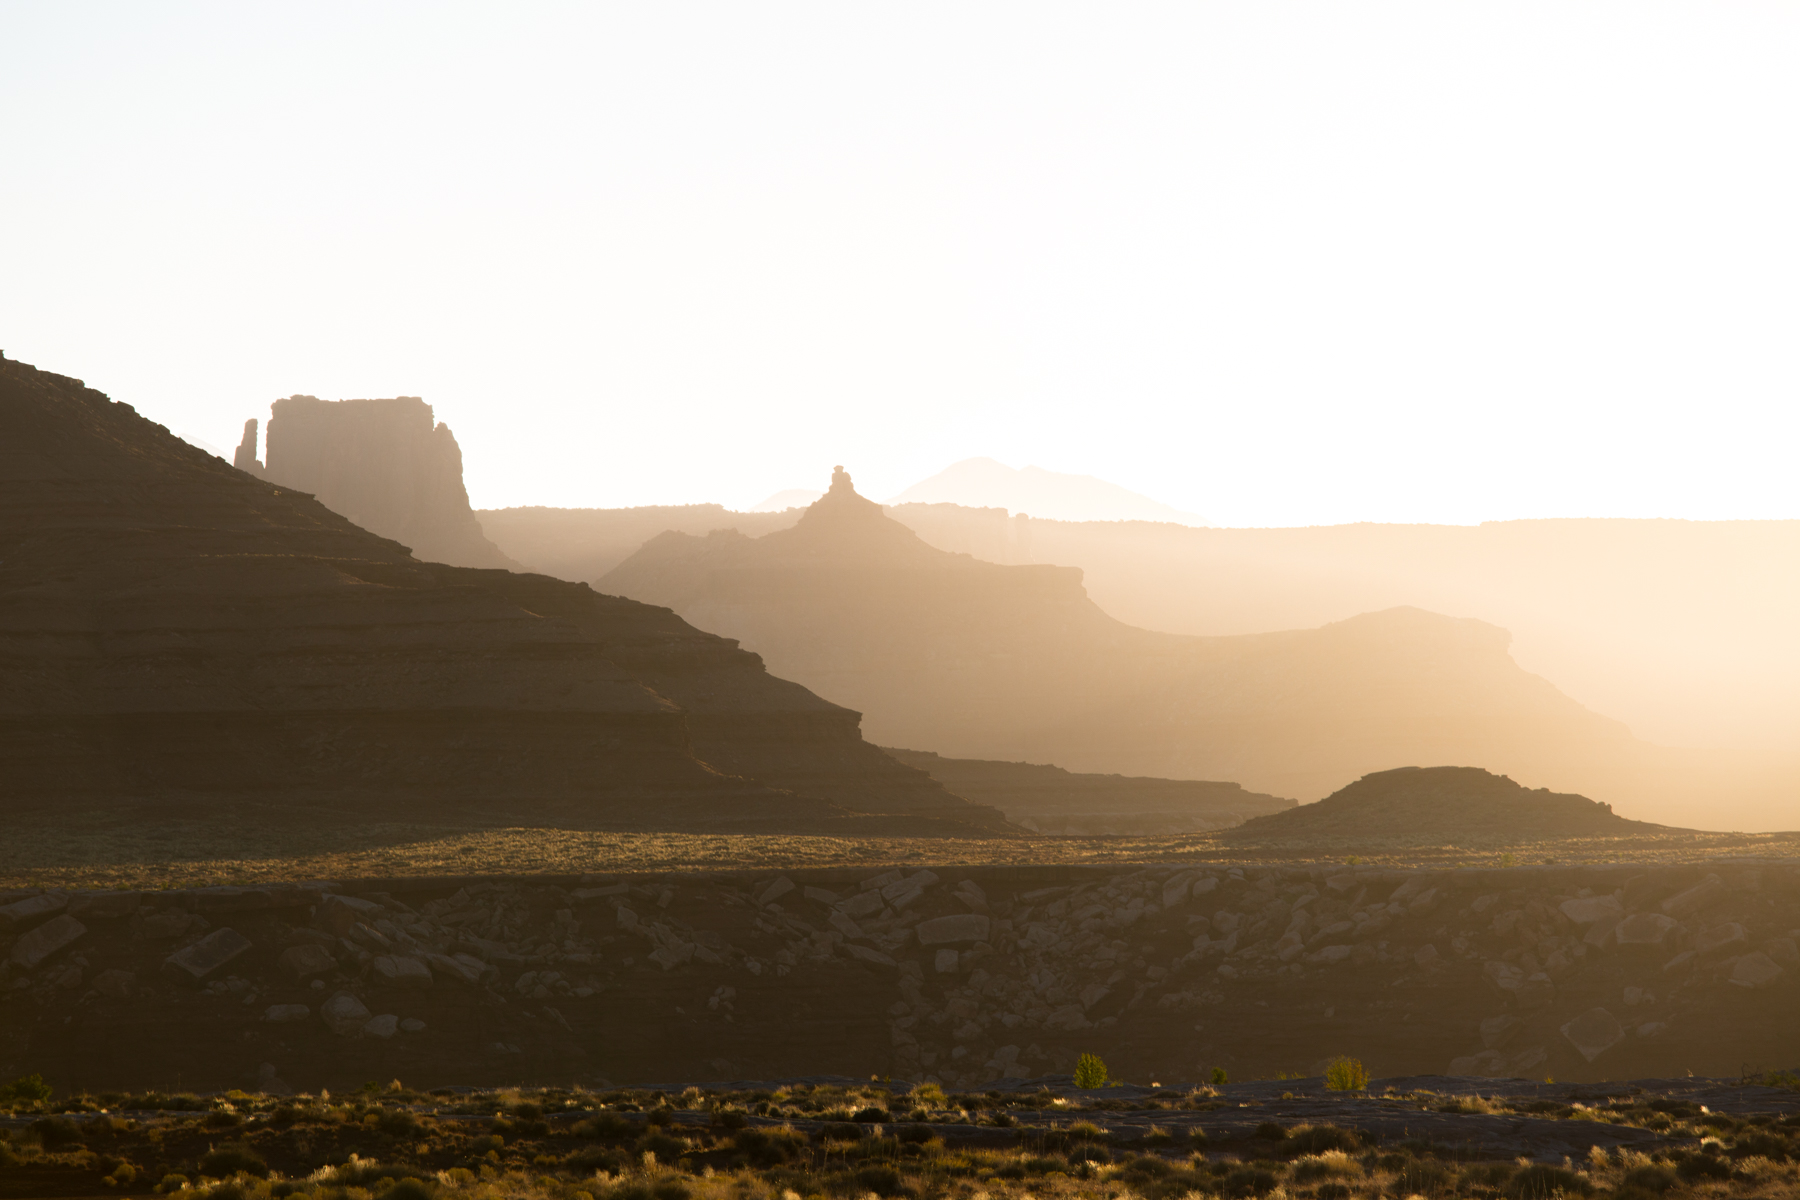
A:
[1,860,1794,1092]
[600,471,1644,803]
[883,748,1297,835]
[0,356,996,830]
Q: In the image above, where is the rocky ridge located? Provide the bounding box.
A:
[0,355,996,828]
[1226,766,1658,846]
[598,470,1646,804]
[882,748,1297,835]
[2,859,1794,1094]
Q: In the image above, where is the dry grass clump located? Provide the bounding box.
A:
[9,815,1800,890]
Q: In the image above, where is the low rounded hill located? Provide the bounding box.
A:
[1222,765,1669,846]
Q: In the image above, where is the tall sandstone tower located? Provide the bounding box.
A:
[239,395,520,570]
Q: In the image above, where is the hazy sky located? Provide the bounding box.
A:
[4,3,1797,525]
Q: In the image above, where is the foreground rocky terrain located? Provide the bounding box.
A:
[3,1073,1799,1200]
[3,858,1794,1098]
[0,355,995,831]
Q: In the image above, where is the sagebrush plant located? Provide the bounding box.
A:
[1325,1056,1370,1091]
[1073,1053,1108,1089]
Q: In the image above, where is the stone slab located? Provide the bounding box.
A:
[161,927,253,985]
[9,914,86,968]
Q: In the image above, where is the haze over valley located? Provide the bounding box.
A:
[4,6,1800,1187]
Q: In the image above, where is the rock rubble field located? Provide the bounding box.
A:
[3,860,1796,1096]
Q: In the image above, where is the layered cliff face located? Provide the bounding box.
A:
[0,358,995,831]
[882,747,1296,836]
[601,472,1650,806]
[238,395,523,571]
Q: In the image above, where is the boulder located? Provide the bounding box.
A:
[916,914,992,947]
[1730,952,1783,989]
[92,968,137,998]
[0,892,67,929]
[400,1017,427,1033]
[279,943,337,981]
[317,894,383,936]
[264,1004,311,1023]
[1308,944,1354,964]
[1414,944,1441,967]
[1582,917,1621,948]
[1614,913,1679,946]
[935,949,960,973]
[1695,923,1747,958]
[838,891,884,920]
[882,870,939,902]
[649,942,695,970]
[1079,983,1111,1009]
[803,886,841,906]
[572,883,628,899]
[162,928,253,985]
[9,914,85,968]
[1660,876,1725,919]
[68,891,142,919]
[1560,1007,1625,1063]
[1559,895,1623,924]
[844,944,896,967]
[321,990,373,1036]
[756,877,796,906]
[1765,938,1800,968]
[1480,1014,1520,1049]
[371,955,433,989]
[363,1013,400,1038]
[829,911,866,940]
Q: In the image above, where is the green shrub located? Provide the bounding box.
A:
[635,1131,688,1159]
[1324,1057,1369,1091]
[1392,1158,1453,1195]
[377,1179,436,1200]
[851,1105,892,1123]
[734,1126,808,1166]
[1676,1152,1731,1181]
[853,1164,906,1196]
[155,1174,190,1194]
[1284,1125,1359,1156]
[30,1117,82,1148]
[575,1113,636,1140]
[1252,1121,1288,1141]
[1460,1163,1517,1188]
[710,1107,748,1129]
[909,1082,947,1108]
[1218,1165,1279,1196]
[1211,1067,1229,1086]
[198,1143,269,1179]
[377,1109,425,1137]
[1074,1054,1108,1089]
[0,1074,52,1106]
[1620,1164,1678,1193]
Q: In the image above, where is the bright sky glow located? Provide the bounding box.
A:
[3,3,1797,525]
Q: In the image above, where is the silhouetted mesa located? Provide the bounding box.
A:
[243,393,522,570]
[599,469,1642,804]
[0,356,1002,833]
[1224,766,1666,846]
[884,748,1296,835]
